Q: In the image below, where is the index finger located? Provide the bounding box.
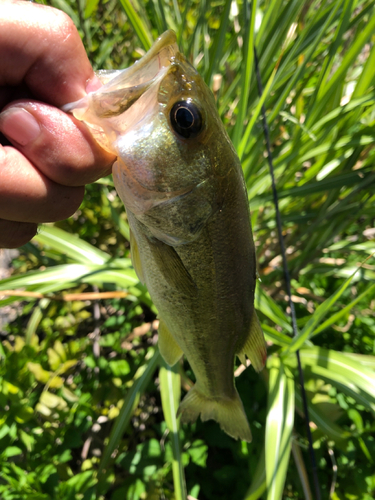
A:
[0,0,99,107]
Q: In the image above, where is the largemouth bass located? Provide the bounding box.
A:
[64,30,267,442]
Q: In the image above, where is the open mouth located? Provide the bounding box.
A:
[63,30,178,119]
[62,30,179,153]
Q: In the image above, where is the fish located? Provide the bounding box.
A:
[63,30,267,442]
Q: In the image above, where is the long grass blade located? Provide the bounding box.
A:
[232,0,256,150]
[283,261,367,355]
[118,0,153,51]
[243,447,266,500]
[284,347,375,413]
[205,0,232,86]
[265,357,294,500]
[294,391,349,445]
[35,225,110,265]
[159,360,186,500]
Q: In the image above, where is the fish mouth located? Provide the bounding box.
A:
[90,30,179,118]
[63,30,178,120]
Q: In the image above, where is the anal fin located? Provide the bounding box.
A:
[158,318,184,366]
[237,312,267,372]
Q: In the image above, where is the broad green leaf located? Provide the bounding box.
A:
[262,324,292,348]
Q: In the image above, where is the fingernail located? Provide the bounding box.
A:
[0,107,41,146]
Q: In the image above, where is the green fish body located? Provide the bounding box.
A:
[64,31,267,441]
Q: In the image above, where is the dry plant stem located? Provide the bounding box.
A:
[90,285,101,359]
[328,446,338,498]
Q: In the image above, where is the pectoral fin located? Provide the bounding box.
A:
[237,312,267,372]
[149,239,197,296]
[158,319,184,366]
[129,227,145,284]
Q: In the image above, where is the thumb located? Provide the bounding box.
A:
[0,101,115,187]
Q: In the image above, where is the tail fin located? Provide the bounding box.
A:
[178,384,252,442]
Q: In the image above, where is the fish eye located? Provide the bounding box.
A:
[170,100,203,139]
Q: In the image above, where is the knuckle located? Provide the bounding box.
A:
[48,9,79,47]
[54,10,76,35]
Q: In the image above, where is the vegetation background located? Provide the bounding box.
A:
[1,0,375,499]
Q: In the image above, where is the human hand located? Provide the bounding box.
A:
[0,0,116,248]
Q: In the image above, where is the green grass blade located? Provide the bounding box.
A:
[284,347,375,413]
[98,348,161,475]
[35,225,110,265]
[309,6,375,125]
[301,348,375,400]
[294,391,349,445]
[352,42,375,99]
[159,360,186,500]
[231,0,256,150]
[268,2,341,125]
[0,264,138,291]
[206,0,232,86]
[255,287,293,333]
[312,282,375,338]
[283,261,366,355]
[262,324,292,348]
[309,0,352,110]
[0,264,100,290]
[118,0,153,51]
[266,357,294,500]
[243,446,266,500]
[25,298,50,345]
[238,64,277,159]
